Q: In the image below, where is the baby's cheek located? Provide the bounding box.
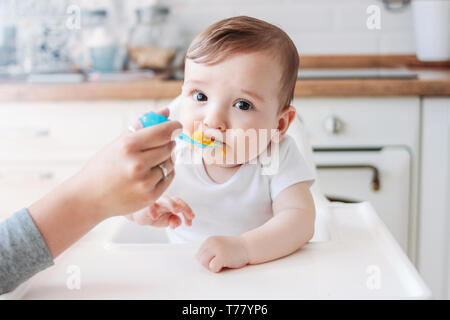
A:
[241,132,272,164]
[178,116,194,136]
[178,103,195,133]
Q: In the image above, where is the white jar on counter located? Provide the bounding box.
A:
[412,0,450,61]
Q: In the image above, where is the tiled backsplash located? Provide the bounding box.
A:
[0,0,415,72]
[166,0,414,54]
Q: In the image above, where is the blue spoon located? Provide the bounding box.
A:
[138,111,221,149]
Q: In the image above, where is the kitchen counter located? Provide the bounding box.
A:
[0,55,449,101]
[294,68,450,97]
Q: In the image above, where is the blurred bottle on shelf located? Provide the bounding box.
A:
[127,2,183,72]
[412,0,450,61]
[0,24,16,68]
[71,9,126,73]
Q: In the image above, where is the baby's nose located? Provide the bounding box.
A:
[203,112,226,131]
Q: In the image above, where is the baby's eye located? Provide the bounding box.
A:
[234,100,253,111]
[192,91,207,102]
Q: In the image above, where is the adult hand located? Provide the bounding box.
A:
[69,108,182,220]
[28,108,182,258]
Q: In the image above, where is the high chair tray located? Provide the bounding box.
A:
[2,202,431,299]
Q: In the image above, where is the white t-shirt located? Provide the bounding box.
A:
[164,134,315,243]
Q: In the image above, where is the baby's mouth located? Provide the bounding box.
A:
[191,131,225,147]
[210,136,226,146]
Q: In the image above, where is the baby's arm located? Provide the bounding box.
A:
[196,181,315,272]
[241,181,315,264]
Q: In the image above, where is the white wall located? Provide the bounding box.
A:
[126,0,415,55]
[1,0,416,56]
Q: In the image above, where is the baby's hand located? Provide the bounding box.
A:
[195,236,250,273]
[126,194,195,229]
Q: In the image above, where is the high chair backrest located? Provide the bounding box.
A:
[167,96,328,206]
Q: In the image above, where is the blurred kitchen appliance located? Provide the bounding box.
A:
[313,147,411,251]
[296,97,420,257]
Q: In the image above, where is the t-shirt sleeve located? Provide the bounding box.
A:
[269,135,315,200]
[0,208,54,295]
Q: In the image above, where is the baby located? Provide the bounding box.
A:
[127,16,316,273]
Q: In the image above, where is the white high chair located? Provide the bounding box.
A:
[165,96,431,296]
[2,97,431,300]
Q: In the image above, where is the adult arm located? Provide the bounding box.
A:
[0,109,181,294]
[0,208,53,294]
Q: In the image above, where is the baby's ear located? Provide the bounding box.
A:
[276,105,296,137]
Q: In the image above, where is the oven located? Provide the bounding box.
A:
[313,146,411,251]
[294,97,420,258]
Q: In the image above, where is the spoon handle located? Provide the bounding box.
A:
[138,111,220,148]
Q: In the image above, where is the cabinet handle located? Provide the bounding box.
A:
[316,164,380,192]
[39,172,54,180]
[323,116,343,135]
[35,129,51,137]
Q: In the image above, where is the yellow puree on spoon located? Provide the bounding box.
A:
[192,131,226,156]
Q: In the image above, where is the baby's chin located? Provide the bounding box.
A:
[201,146,268,167]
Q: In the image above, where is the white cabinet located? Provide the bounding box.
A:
[0,164,81,221]
[296,97,420,147]
[0,102,129,162]
[312,147,411,251]
[417,97,450,300]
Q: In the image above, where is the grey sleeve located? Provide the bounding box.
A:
[0,208,54,294]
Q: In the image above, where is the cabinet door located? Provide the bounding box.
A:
[294,97,420,147]
[418,98,450,299]
[0,102,126,162]
[0,163,82,222]
[313,146,411,252]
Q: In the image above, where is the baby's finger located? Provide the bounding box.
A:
[155,195,188,224]
[209,256,224,273]
[149,203,161,220]
[146,212,173,227]
[168,214,182,229]
[196,248,215,270]
[131,207,156,225]
[161,196,194,227]
[171,196,195,224]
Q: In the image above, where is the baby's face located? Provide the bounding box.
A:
[179,51,284,166]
